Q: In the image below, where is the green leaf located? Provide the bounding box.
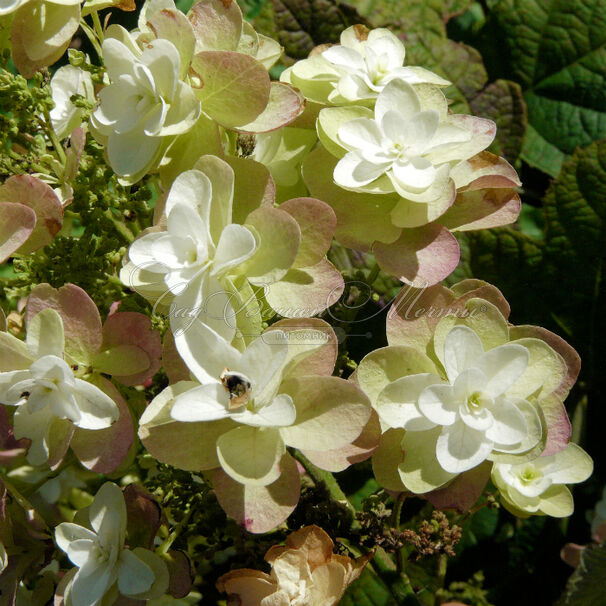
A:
[345,0,474,37]
[405,35,488,115]
[340,566,398,606]
[469,79,527,164]
[559,542,606,606]
[456,507,499,552]
[268,0,369,59]
[489,0,606,176]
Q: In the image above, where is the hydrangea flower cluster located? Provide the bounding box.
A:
[0,0,595,603]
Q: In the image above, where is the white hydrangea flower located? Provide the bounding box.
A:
[168,324,299,486]
[171,326,295,429]
[332,79,473,201]
[55,482,167,606]
[322,27,449,103]
[376,324,542,474]
[123,168,257,340]
[91,35,200,181]
[0,309,119,466]
[492,443,593,517]
[50,65,95,140]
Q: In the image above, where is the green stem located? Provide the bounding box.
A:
[292,450,358,525]
[91,10,105,45]
[80,20,103,60]
[366,262,381,287]
[158,507,193,555]
[434,553,448,606]
[43,109,66,166]
[104,209,135,243]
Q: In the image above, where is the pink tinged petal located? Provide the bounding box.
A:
[439,188,521,232]
[418,384,459,426]
[55,522,97,554]
[450,151,521,191]
[118,550,155,596]
[235,81,305,134]
[485,398,528,445]
[303,409,381,472]
[71,379,120,429]
[279,197,337,268]
[264,260,344,318]
[190,51,270,128]
[375,79,421,123]
[334,152,389,189]
[70,375,134,474]
[170,383,230,422]
[0,175,63,255]
[391,157,437,192]
[337,118,384,151]
[139,382,232,472]
[217,426,285,486]
[436,421,494,473]
[188,0,243,52]
[212,224,257,276]
[234,394,297,428]
[66,539,97,568]
[430,115,496,163]
[443,325,485,380]
[240,206,301,285]
[280,376,371,452]
[322,45,365,70]
[376,374,442,430]
[425,461,492,512]
[100,312,162,386]
[539,395,572,456]
[373,223,460,287]
[0,202,36,263]
[213,453,301,533]
[476,343,529,397]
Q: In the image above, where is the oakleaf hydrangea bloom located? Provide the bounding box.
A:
[321,27,449,103]
[281,25,448,105]
[413,325,538,473]
[122,167,257,341]
[330,79,473,200]
[492,443,593,517]
[0,309,119,465]
[126,169,256,297]
[55,482,168,606]
[91,35,201,182]
[170,325,296,486]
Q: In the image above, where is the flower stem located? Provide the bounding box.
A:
[366,262,381,287]
[292,450,358,524]
[80,20,103,61]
